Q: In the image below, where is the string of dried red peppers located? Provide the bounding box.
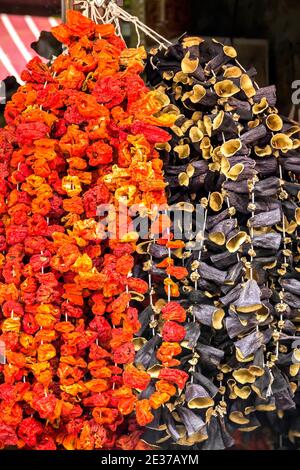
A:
[0,10,188,450]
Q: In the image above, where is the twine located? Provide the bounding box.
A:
[275,163,288,359]
[74,0,172,49]
[164,209,172,303]
[190,193,210,384]
[266,368,274,397]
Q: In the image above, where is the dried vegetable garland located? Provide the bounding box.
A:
[144,36,300,448]
[0,10,185,450]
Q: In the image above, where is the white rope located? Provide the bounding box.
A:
[276,163,287,359]
[148,247,156,336]
[74,0,172,49]
[248,176,257,281]
[221,130,244,281]
[164,209,172,303]
[189,193,210,384]
[266,369,274,397]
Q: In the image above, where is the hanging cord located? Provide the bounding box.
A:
[189,193,210,384]
[148,208,160,337]
[148,242,156,337]
[164,208,172,304]
[247,174,258,282]
[275,163,288,359]
[266,368,275,397]
[73,0,172,49]
[221,130,244,280]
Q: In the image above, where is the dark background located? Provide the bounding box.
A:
[192,0,300,115]
[147,0,300,115]
[0,0,60,16]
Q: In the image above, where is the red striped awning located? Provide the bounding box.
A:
[0,14,60,83]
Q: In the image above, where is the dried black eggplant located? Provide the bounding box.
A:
[143,34,300,449]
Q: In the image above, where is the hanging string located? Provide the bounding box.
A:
[235,58,259,90]
[248,175,257,282]
[221,131,243,276]
[164,209,172,304]
[148,243,156,337]
[266,368,274,397]
[194,192,210,290]
[149,209,160,337]
[190,194,210,385]
[73,0,172,49]
[275,163,288,359]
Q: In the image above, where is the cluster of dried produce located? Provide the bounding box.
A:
[0,10,189,450]
[144,36,300,448]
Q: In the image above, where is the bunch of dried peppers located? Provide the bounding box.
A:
[0,10,189,450]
